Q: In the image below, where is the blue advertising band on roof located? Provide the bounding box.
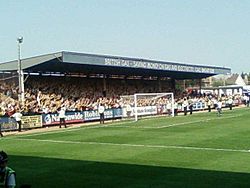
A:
[0,51,231,78]
[62,51,231,75]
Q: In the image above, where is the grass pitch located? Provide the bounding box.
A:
[1,107,250,187]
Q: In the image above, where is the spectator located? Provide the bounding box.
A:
[228,97,233,110]
[182,98,188,116]
[166,100,172,116]
[174,100,178,116]
[58,106,66,128]
[11,109,23,132]
[126,103,132,118]
[217,99,222,116]
[188,98,194,115]
[0,151,16,188]
[207,98,212,112]
[0,118,3,137]
[98,103,105,124]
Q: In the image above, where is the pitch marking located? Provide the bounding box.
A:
[10,137,250,154]
[8,114,243,138]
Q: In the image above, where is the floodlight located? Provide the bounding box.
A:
[17,36,23,43]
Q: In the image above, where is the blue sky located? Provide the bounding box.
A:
[1,0,249,73]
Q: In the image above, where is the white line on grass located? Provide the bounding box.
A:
[9,114,243,138]
[109,114,243,129]
[10,137,250,154]
[9,121,135,138]
[154,114,243,129]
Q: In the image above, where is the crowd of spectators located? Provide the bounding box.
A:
[0,76,248,117]
[0,76,172,116]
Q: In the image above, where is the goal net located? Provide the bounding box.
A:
[120,92,174,121]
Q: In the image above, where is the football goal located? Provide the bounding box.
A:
[120,92,174,121]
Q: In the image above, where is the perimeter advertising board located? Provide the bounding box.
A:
[42,108,123,126]
[22,115,42,129]
[0,117,17,131]
[42,111,84,126]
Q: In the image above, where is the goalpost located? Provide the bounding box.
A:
[121,92,174,122]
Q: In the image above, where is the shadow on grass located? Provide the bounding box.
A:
[9,155,250,188]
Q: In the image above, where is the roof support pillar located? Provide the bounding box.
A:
[183,80,186,91]
[171,78,176,94]
[198,79,202,94]
[103,74,107,97]
[158,77,162,92]
[17,37,25,106]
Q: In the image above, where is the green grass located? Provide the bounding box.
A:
[1,108,250,187]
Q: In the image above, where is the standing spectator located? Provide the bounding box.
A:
[156,104,162,115]
[174,100,178,116]
[126,103,132,118]
[182,98,188,116]
[0,121,3,137]
[166,100,172,116]
[188,98,194,115]
[244,95,250,107]
[212,98,217,111]
[11,109,23,132]
[243,95,248,106]
[98,103,105,124]
[0,109,4,137]
[36,91,42,107]
[58,106,66,128]
[207,99,212,112]
[0,151,16,188]
[217,99,222,116]
[42,106,50,114]
[228,97,233,110]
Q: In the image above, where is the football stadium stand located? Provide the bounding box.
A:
[0,51,235,130]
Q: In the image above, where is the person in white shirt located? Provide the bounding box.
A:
[228,97,233,110]
[243,95,249,107]
[207,99,212,112]
[126,103,132,118]
[98,103,105,124]
[174,100,178,116]
[11,110,23,132]
[188,98,194,115]
[217,99,222,116]
[182,98,188,116]
[42,106,50,114]
[58,106,66,128]
[166,100,172,116]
